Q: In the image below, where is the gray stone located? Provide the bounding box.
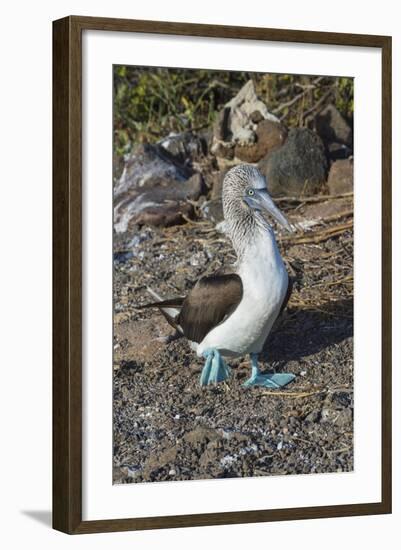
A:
[334,408,353,427]
[305,409,321,423]
[211,80,279,158]
[159,131,207,165]
[115,143,191,196]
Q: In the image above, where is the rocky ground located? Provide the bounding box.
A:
[112,78,354,484]
[113,206,353,483]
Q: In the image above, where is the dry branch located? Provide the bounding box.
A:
[275,192,353,204]
[281,220,353,245]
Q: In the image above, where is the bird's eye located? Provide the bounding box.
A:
[247,189,255,196]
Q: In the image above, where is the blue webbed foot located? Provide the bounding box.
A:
[200,348,231,386]
[243,372,296,388]
[243,353,295,389]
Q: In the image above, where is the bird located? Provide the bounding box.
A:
[138,164,295,388]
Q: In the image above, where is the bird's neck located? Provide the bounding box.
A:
[228,211,278,265]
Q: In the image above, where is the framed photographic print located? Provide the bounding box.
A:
[53,16,392,534]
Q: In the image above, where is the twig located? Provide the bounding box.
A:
[314,275,354,288]
[294,77,324,91]
[281,220,353,245]
[259,389,326,398]
[301,88,333,121]
[291,435,314,445]
[273,77,326,117]
[274,192,353,204]
[273,91,306,115]
[316,209,354,224]
[323,447,351,454]
[257,385,352,399]
[181,214,211,226]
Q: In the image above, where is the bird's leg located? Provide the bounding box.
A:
[243,353,295,388]
[200,348,231,386]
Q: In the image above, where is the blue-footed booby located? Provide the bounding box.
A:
[139,165,295,388]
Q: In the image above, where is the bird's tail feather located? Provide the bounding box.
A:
[136,287,184,334]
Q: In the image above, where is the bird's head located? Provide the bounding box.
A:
[222,165,293,232]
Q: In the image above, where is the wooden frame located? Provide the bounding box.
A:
[53,15,392,534]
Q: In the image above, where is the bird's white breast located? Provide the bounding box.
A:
[196,229,288,357]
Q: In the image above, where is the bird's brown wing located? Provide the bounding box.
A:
[178,273,243,344]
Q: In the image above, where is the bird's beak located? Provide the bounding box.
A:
[246,189,294,233]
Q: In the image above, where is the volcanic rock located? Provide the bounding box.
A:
[315,103,353,148]
[258,128,327,197]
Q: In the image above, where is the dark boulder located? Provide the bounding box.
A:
[327,141,353,161]
[258,128,327,197]
[315,104,353,148]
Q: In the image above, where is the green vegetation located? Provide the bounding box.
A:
[335,77,354,120]
[114,67,251,157]
[114,66,353,160]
